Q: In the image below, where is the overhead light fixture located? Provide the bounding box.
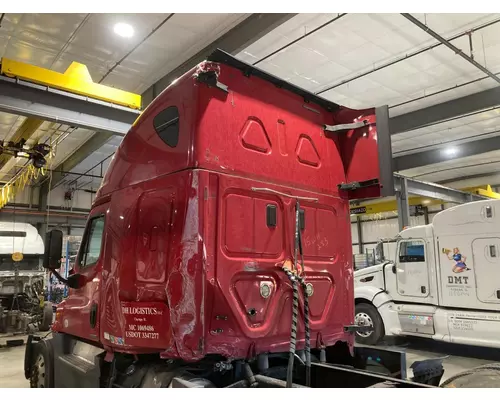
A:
[114,22,134,38]
[444,147,458,156]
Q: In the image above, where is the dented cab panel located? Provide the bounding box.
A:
[97,170,206,357]
[61,50,392,361]
[202,171,354,357]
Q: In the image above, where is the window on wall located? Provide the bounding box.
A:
[79,216,105,268]
[153,106,179,148]
[399,240,425,263]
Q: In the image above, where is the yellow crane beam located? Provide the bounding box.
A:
[0,57,141,210]
[462,185,500,200]
[0,58,141,110]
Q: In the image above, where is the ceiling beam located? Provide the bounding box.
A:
[142,13,297,106]
[0,206,88,226]
[0,76,139,136]
[394,173,484,203]
[393,135,500,171]
[390,86,500,134]
[438,171,500,185]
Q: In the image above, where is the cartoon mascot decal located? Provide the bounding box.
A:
[442,247,470,273]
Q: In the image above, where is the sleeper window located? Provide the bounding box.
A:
[153,106,179,148]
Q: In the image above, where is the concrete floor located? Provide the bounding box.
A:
[0,335,29,388]
[1,334,500,388]
[377,337,500,383]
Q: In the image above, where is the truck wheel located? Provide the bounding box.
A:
[38,303,53,332]
[354,303,384,345]
[29,340,54,388]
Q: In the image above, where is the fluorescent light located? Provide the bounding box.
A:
[444,147,458,156]
[114,23,134,38]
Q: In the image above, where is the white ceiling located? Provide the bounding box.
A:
[237,13,500,187]
[0,13,248,93]
[0,13,249,189]
[238,13,496,110]
[2,13,500,197]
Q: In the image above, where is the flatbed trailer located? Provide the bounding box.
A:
[26,332,441,387]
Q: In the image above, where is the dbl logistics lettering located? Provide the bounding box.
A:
[122,306,161,315]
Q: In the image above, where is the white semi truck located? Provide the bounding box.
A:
[354,199,500,348]
[0,222,52,332]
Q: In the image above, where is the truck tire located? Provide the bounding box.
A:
[354,303,384,345]
[29,340,54,388]
[38,303,53,332]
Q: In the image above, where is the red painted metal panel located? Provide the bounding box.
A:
[55,52,389,361]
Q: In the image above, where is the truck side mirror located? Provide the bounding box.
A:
[43,230,63,270]
[392,265,396,274]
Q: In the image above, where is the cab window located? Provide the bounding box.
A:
[399,240,425,263]
[79,216,105,268]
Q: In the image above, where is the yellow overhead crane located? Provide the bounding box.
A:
[0,58,141,109]
[0,57,141,169]
[351,185,500,216]
[465,185,500,200]
[0,57,142,208]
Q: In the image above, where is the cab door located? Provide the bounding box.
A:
[60,205,107,343]
[473,237,500,304]
[396,239,430,298]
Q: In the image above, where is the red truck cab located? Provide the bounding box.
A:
[25,50,426,389]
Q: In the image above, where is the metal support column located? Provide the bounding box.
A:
[356,217,363,254]
[375,105,395,197]
[396,176,410,231]
[423,206,430,225]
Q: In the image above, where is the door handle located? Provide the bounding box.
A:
[421,286,426,294]
[392,265,396,274]
[490,245,497,258]
[90,302,98,329]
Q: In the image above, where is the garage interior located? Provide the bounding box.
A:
[2,12,500,388]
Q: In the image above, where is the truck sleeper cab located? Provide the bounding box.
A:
[24,49,434,389]
[355,199,500,349]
